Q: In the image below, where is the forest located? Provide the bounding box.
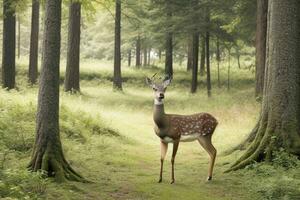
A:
[0,0,300,199]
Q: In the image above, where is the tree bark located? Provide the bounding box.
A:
[147,48,151,66]
[17,15,21,59]
[216,37,221,88]
[227,0,300,171]
[28,0,84,182]
[136,36,141,67]
[2,0,16,90]
[113,0,122,90]
[227,48,231,91]
[165,0,173,77]
[255,0,268,98]
[191,33,199,93]
[187,36,193,71]
[28,0,40,85]
[206,10,211,97]
[200,36,205,76]
[128,49,131,67]
[65,1,81,93]
[143,45,147,67]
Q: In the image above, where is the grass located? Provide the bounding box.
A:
[0,57,299,200]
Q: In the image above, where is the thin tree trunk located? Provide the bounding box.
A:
[113,0,122,90]
[191,33,199,93]
[136,36,141,67]
[28,0,84,182]
[187,36,193,71]
[158,49,162,61]
[227,0,300,172]
[227,48,231,91]
[200,36,205,76]
[65,1,81,93]
[165,0,173,77]
[206,10,211,97]
[147,48,151,66]
[128,49,131,67]
[216,37,221,88]
[17,15,21,59]
[143,46,147,67]
[236,48,241,69]
[2,0,16,90]
[255,0,268,98]
[28,0,40,85]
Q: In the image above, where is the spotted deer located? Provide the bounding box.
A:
[146,75,218,184]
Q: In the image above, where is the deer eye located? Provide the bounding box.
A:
[153,88,158,91]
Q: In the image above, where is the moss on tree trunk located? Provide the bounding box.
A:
[227,0,300,171]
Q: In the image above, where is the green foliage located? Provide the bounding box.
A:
[0,169,47,199]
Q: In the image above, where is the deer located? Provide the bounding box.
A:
[146,75,218,184]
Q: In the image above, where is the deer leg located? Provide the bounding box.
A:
[158,141,168,183]
[198,136,217,181]
[171,140,179,184]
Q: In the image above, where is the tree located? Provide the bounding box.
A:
[227,0,300,171]
[216,37,221,88]
[113,0,122,90]
[199,36,205,76]
[65,0,81,93]
[2,0,16,89]
[143,44,147,66]
[191,33,199,93]
[206,7,211,97]
[164,0,173,77]
[187,36,192,71]
[255,0,268,98]
[127,49,131,67]
[28,0,40,84]
[28,0,84,182]
[135,36,141,67]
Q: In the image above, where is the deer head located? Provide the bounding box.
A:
[146,74,172,103]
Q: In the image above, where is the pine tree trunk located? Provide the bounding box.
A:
[187,36,193,71]
[227,0,300,171]
[200,36,205,76]
[65,1,81,93]
[216,37,221,88]
[136,36,141,67]
[17,15,21,59]
[255,0,268,98]
[28,0,40,85]
[143,46,147,67]
[227,48,231,91]
[206,12,211,97]
[165,0,173,77]
[28,0,84,182]
[191,33,199,93]
[113,0,122,90]
[128,49,131,67]
[2,0,16,90]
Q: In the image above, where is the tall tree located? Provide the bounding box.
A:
[28,0,83,182]
[206,8,211,97]
[2,0,16,89]
[17,15,21,59]
[228,0,300,171]
[216,37,221,88]
[128,49,131,67]
[164,0,173,77]
[136,36,141,67]
[65,1,81,93]
[187,36,193,71]
[113,0,122,90]
[28,0,40,84]
[143,45,147,66]
[255,0,268,98]
[200,36,205,76]
[191,33,199,93]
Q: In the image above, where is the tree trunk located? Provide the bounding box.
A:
[147,48,151,66]
[2,0,16,90]
[113,0,122,90]
[206,11,211,97]
[17,15,21,59]
[255,0,268,98]
[216,37,221,88]
[187,36,193,71]
[128,49,131,67]
[136,36,141,67]
[28,0,83,182]
[28,0,40,85]
[158,49,162,61]
[143,46,147,67]
[227,0,300,172]
[191,33,199,93]
[165,0,173,77]
[236,48,241,69]
[227,48,231,91]
[65,1,81,93]
[200,36,205,76]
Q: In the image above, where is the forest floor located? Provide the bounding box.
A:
[0,59,300,200]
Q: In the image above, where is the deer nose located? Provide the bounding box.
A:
[159,93,164,99]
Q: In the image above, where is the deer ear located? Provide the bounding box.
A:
[163,77,172,88]
[146,77,154,87]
